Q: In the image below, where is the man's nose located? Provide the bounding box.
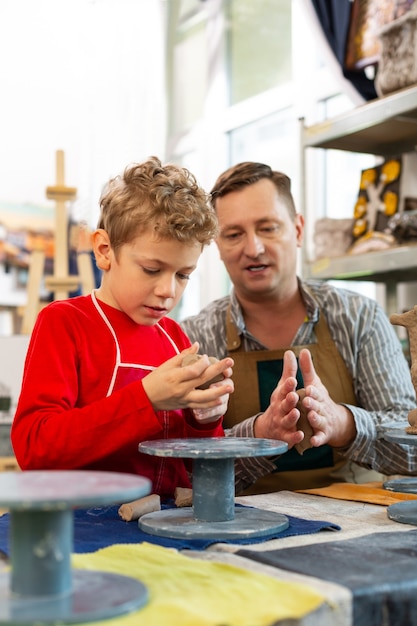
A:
[244,232,265,257]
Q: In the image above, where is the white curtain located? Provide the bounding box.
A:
[0,0,166,227]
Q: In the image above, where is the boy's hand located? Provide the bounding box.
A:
[192,379,233,423]
[181,353,224,388]
[141,342,234,413]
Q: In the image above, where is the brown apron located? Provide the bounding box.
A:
[225,304,382,493]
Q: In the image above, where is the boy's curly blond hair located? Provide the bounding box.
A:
[98,156,218,255]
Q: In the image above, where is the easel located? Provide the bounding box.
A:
[21,150,95,334]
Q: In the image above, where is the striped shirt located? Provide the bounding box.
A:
[181,279,417,492]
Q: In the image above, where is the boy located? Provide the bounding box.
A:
[11,157,234,498]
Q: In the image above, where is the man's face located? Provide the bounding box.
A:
[215,178,304,301]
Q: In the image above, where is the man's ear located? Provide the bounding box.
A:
[295,213,304,248]
[92,229,112,271]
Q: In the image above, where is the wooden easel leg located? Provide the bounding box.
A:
[77,252,95,295]
[21,250,45,335]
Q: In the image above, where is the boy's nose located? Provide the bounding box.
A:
[155,276,176,298]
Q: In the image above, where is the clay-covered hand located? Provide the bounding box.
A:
[181,353,224,388]
[298,348,356,449]
[192,378,233,423]
[141,342,234,413]
[182,352,233,423]
[253,350,304,449]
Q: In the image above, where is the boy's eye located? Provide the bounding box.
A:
[177,272,190,281]
[142,267,190,281]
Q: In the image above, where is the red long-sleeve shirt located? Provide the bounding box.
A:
[11,294,223,497]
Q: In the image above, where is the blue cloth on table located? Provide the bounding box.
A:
[0,503,340,554]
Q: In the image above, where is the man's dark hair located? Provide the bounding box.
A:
[210,161,296,217]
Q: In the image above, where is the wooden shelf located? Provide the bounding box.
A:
[305,244,417,284]
[302,85,417,156]
[300,86,417,302]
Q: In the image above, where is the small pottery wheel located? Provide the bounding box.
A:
[0,470,151,624]
[385,307,417,524]
[139,437,289,539]
[383,428,417,525]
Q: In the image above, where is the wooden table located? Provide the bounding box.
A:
[1,487,416,625]
[195,489,417,626]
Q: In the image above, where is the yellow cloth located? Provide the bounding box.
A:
[297,481,417,505]
[73,542,324,626]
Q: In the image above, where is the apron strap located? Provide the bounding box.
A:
[226,304,241,351]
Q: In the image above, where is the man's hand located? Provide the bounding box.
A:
[254,350,304,448]
[298,348,356,449]
[254,348,356,451]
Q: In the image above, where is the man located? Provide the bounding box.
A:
[181,161,417,494]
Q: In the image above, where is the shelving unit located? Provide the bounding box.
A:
[300,84,417,313]
[302,85,417,156]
